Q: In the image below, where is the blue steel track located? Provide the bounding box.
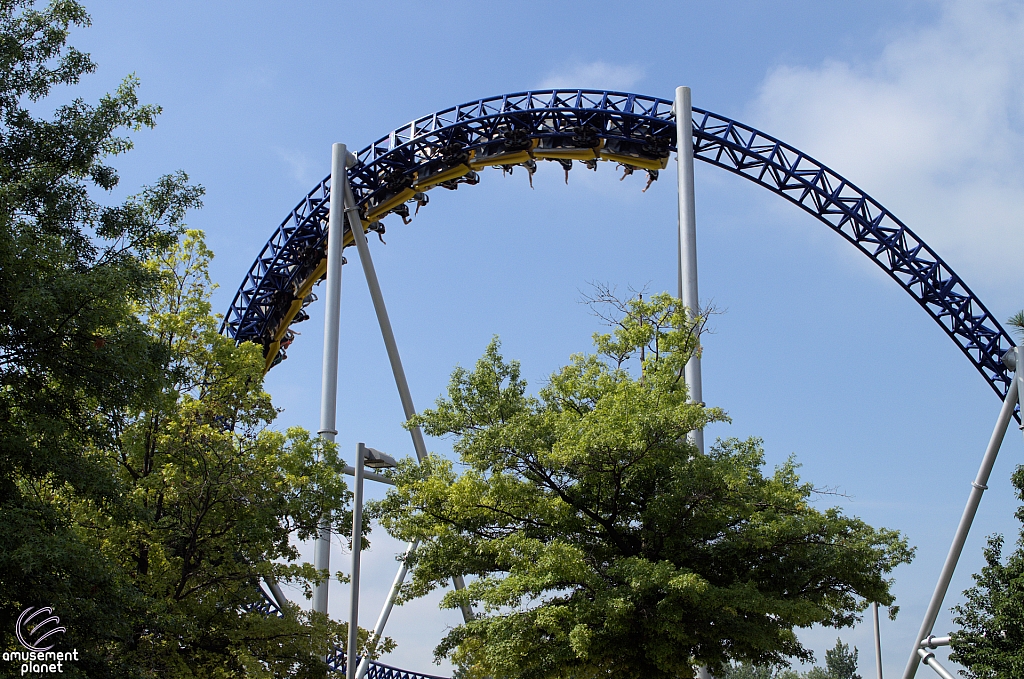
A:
[228,90,1016,678]
[222,89,1015,403]
[251,593,449,678]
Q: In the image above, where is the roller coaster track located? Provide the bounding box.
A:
[249,591,448,679]
[222,89,1015,403]
[226,90,1017,678]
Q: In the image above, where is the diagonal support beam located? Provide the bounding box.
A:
[902,347,1021,679]
[338,169,475,678]
[342,177,429,465]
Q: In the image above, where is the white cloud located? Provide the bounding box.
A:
[540,60,645,91]
[747,0,1024,288]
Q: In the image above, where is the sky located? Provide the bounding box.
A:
[65,1,1024,676]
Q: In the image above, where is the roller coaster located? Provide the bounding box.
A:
[222,89,1020,679]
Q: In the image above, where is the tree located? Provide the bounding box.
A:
[373,292,913,679]
[718,662,780,679]
[811,639,860,679]
[818,639,861,679]
[949,464,1024,679]
[68,230,378,676]
[720,639,861,679]
[0,4,372,674]
[0,0,204,663]
[1007,311,1024,339]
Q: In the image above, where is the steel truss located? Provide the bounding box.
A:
[225,89,1019,679]
[251,591,448,679]
[222,88,1014,404]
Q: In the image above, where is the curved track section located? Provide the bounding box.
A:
[222,88,1014,405]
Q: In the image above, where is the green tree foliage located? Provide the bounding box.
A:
[719,663,780,679]
[720,639,861,679]
[68,231,375,676]
[373,292,913,679]
[0,3,374,674]
[0,0,204,662]
[949,465,1024,679]
[820,639,861,679]
[1007,311,1024,339]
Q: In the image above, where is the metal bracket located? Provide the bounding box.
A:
[919,635,951,649]
[916,649,955,679]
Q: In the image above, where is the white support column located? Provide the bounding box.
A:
[313,142,351,616]
[675,85,703,455]
[452,574,475,622]
[677,85,711,679]
[917,650,956,679]
[902,349,1020,679]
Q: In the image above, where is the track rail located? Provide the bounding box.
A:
[222,89,1014,402]
[229,89,1016,676]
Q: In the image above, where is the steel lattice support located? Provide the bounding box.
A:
[252,588,449,679]
[220,89,1014,410]
[230,89,1019,679]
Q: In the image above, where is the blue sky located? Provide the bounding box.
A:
[70,1,1024,676]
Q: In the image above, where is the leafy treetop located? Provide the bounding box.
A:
[0,0,205,661]
[720,639,862,679]
[0,2,376,673]
[69,231,385,676]
[373,291,913,679]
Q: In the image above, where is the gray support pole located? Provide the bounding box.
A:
[339,174,476,636]
[354,540,419,679]
[902,365,1019,679]
[344,464,395,486]
[452,574,475,622]
[347,443,366,679]
[264,576,289,614]
[873,602,883,679]
[312,520,333,614]
[340,180,428,464]
[675,85,703,455]
[313,142,350,616]
[1017,349,1024,445]
[677,85,710,679]
[916,650,956,679]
